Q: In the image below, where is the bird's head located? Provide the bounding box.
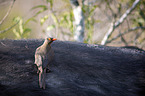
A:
[45,38,57,44]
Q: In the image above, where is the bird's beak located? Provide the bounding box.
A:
[52,38,57,41]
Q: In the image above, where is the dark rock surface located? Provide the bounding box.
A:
[0,39,145,96]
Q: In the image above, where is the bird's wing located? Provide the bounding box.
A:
[42,55,49,68]
[42,49,54,68]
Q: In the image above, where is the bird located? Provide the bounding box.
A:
[34,38,56,89]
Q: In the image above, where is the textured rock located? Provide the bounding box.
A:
[0,39,145,96]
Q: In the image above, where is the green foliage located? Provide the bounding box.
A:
[40,15,49,25]
[83,4,99,44]
[47,25,55,31]
[29,0,74,37]
[13,17,31,39]
[46,0,53,8]
[45,10,74,36]
[130,0,145,27]
[25,17,37,25]
[31,5,48,16]
[27,0,100,43]
[59,11,74,33]
[25,4,49,25]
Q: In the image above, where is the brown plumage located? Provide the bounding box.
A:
[34,38,56,89]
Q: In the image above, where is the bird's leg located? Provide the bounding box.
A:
[42,68,46,89]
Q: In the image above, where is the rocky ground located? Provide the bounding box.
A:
[0,39,145,96]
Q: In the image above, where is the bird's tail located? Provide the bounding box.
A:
[38,67,46,89]
[42,68,46,89]
[39,71,43,88]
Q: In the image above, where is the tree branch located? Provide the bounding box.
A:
[134,31,143,45]
[101,0,140,45]
[70,0,85,42]
[114,0,140,27]
[0,21,19,34]
[119,31,128,46]
[0,0,15,25]
[106,26,145,44]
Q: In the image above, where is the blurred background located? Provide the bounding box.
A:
[0,0,145,49]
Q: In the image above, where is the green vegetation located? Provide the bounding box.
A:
[0,0,144,48]
[13,17,31,39]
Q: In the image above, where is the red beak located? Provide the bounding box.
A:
[52,38,57,41]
